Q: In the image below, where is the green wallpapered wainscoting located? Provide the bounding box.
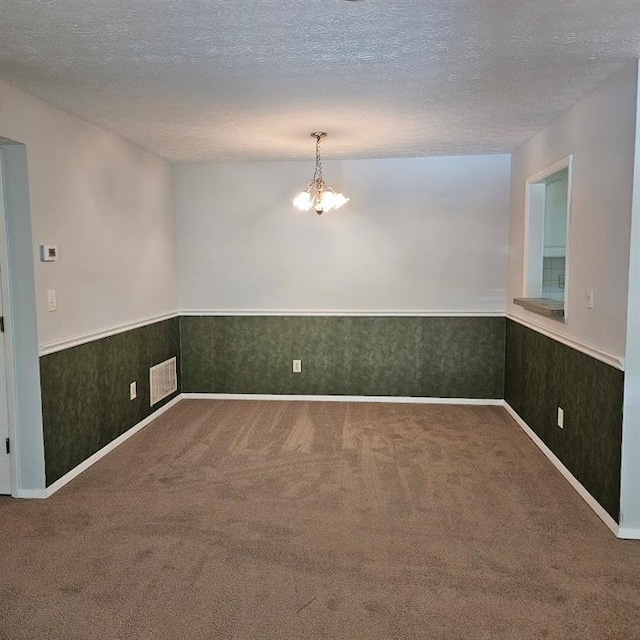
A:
[40,314,624,523]
[179,316,506,399]
[39,318,181,485]
[504,319,624,522]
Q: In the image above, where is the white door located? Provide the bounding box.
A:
[0,158,11,495]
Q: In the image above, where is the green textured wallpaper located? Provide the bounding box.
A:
[179,316,505,399]
[38,314,626,524]
[504,319,624,521]
[40,317,181,485]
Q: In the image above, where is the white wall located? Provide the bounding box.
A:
[175,155,511,313]
[0,81,178,349]
[507,63,638,360]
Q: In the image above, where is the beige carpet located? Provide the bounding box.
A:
[1,400,639,639]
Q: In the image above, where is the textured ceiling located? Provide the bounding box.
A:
[1,0,640,162]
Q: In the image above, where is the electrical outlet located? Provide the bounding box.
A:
[557,407,564,429]
[292,359,302,373]
[130,381,137,400]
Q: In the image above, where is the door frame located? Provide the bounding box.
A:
[0,149,19,495]
[0,141,46,497]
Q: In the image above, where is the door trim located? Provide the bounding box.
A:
[0,150,18,495]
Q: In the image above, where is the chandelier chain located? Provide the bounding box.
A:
[313,134,323,184]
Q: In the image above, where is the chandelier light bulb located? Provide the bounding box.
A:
[293,191,312,211]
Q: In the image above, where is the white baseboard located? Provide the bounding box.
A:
[503,401,620,538]
[42,395,183,498]
[617,527,640,540]
[14,488,47,499]
[182,393,504,405]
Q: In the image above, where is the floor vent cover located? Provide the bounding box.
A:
[150,357,177,406]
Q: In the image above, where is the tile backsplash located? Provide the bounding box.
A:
[542,256,565,301]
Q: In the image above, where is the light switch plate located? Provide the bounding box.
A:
[46,289,57,312]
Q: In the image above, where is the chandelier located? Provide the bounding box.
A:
[293,132,349,215]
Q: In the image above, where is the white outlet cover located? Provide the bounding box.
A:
[130,381,137,400]
[557,407,564,429]
[292,359,302,373]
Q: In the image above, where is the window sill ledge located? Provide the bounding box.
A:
[513,298,565,321]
